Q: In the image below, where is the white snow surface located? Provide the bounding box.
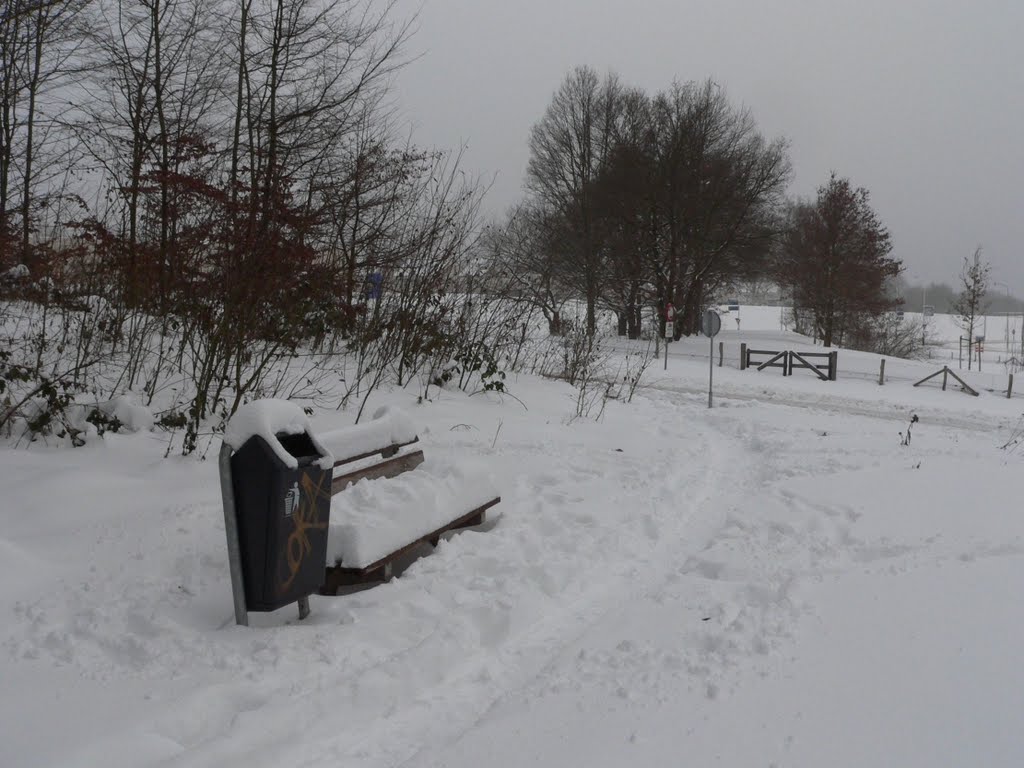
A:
[2,315,1024,768]
[103,394,155,433]
[223,398,333,469]
[318,406,419,464]
[327,455,499,569]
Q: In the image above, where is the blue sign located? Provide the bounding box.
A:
[365,272,383,300]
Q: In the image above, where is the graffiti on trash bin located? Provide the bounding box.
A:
[277,470,331,595]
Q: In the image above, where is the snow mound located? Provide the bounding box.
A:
[3,263,29,280]
[101,395,154,432]
[327,455,498,569]
[223,399,333,469]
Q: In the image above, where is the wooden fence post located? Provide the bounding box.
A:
[740,343,747,370]
[878,359,886,386]
[828,350,838,381]
[718,341,724,367]
[1008,373,1014,399]
[942,367,948,391]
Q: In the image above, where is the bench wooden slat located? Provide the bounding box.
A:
[320,497,500,593]
[331,449,425,494]
[331,437,420,469]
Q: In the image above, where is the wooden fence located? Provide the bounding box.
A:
[740,344,838,381]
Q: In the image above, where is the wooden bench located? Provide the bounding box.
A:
[318,418,500,593]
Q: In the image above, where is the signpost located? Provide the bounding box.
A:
[702,309,722,408]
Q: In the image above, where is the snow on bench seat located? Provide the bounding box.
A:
[326,456,498,570]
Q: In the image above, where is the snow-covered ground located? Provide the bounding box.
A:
[2,310,1023,767]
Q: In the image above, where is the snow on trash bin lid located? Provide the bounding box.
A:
[223,399,334,470]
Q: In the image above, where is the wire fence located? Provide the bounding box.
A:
[600,336,1019,397]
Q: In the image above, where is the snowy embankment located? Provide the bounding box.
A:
[2,321,1023,767]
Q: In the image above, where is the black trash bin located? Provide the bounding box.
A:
[230,430,332,612]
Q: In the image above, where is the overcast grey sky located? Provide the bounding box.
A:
[390,0,1024,297]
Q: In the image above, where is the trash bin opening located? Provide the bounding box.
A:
[276,431,320,463]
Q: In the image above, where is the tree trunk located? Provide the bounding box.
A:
[823,312,834,347]
[260,0,286,232]
[150,0,172,311]
[626,303,641,339]
[0,0,23,250]
[21,1,45,259]
[229,0,251,212]
[585,273,597,335]
[678,279,703,338]
[126,29,154,305]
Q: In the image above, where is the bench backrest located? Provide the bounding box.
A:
[330,437,424,495]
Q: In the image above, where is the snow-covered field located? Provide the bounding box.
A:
[2,310,1023,767]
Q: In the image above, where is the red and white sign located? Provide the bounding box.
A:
[664,302,675,339]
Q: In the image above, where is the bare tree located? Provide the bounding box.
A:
[315,115,428,315]
[953,246,990,370]
[0,0,29,241]
[232,0,409,222]
[0,0,89,264]
[527,66,623,334]
[648,81,789,335]
[776,173,900,347]
[485,202,577,335]
[1,0,503,453]
[589,86,657,338]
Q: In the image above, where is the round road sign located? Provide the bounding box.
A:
[701,309,722,337]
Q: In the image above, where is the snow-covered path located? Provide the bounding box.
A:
[422,395,1024,767]
[2,377,752,767]
[144,394,751,768]
[3,340,1023,767]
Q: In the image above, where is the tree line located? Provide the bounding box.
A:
[1,0,504,449]
[2,0,470,317]
[2,6,973,448]
[485,66,902,348]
